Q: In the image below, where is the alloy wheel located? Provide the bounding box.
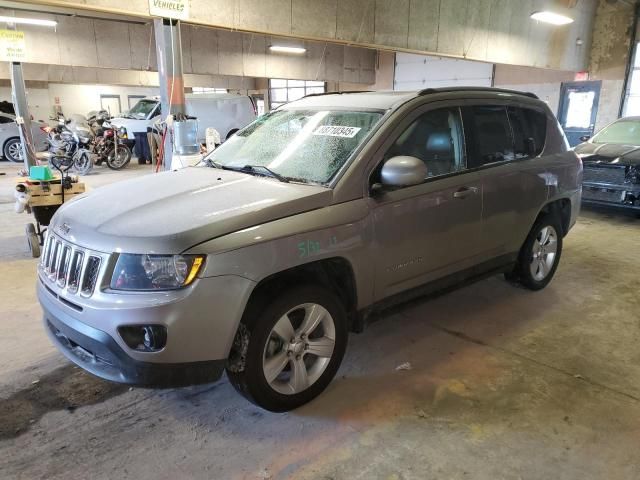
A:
[262,303,336,395]
[8,141,23,161]
[529,225,558,281]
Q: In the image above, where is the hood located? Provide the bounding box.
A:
[574,142,640,166]
[51,167,333,254]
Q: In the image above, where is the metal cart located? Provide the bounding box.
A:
[16,176,85,258]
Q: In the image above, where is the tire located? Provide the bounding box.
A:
[26,224,40,258]
[4,137,23,163]
[74,151,93,175]
[507,213,563,291]
[106,145,132,170]
[226,285,348,412]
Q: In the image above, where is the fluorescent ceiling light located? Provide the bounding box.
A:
[0,16,57,27]
[530,11,574,25]
[269,45,306,54]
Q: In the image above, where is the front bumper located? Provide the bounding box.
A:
[38,267,256,387]
[582,182,640,211]
[44,307,225,387]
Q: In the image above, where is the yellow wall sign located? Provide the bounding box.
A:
[0,30,25,62]
[148,0,189,20]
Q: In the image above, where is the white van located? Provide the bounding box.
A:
[112,93,256,142]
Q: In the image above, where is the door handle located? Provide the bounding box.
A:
[453,186,478,199]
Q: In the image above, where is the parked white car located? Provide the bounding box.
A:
[111,94,257,143]
[0,113,48,162]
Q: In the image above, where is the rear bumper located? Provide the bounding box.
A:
[42,297,225,387]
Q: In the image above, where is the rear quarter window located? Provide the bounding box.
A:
[507,106,547,157]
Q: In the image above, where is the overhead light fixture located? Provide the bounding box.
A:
[0,16,57,27]
[269,45,306,54]
[530,11,574,25]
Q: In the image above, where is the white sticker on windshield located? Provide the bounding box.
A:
[312,125,361,138]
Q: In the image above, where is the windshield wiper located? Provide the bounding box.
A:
[241,165,289,183]
[205,158,223,169]
[221,164,289,183]
[205,160,290,183]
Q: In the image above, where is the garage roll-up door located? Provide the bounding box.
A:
[394,53,494,91]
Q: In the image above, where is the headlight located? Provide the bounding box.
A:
[110,254,204,291]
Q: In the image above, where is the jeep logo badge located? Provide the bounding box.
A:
[57,223,71,236]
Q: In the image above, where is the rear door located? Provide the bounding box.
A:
[462,103,549,258]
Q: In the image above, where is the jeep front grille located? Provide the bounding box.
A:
[41,233,103,297]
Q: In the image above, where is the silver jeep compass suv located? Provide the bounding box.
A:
[38,88,582,411]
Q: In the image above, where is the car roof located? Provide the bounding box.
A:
[282,87,540,111]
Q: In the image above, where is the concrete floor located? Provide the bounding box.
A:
[1,160,640,480]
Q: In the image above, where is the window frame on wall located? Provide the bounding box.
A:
[100,94,121,117]
[622,17,640,117]
[191,87,228,94]
[268,79,326,110]
[127,95,146,110]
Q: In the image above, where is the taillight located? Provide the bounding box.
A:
[40,126,50,133]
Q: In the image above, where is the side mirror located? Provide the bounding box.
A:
[579,135,591,142]
[380,156,427,188]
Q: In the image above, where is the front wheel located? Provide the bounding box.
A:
[74,151,93,175]
[226,285,348,412]
[106,145,131,170]
[507,213,563,291]
[26,223,40,258]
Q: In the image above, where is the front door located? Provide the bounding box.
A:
[558,81,601,147]
[368,105,484,302]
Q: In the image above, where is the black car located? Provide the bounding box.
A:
[575,116,640,212]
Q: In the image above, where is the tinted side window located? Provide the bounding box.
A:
[0,115,13,124]
[465,105,514,167]
[384,107,465,179]
[507,106,546,157]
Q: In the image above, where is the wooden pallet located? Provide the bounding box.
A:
[17,177,86,207]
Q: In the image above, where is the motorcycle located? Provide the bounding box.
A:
[87,111,132,170]
[45,114,93,175]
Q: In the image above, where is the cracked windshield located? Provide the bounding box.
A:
[206,109,384,184]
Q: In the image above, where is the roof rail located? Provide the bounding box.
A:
[418,87,539,99]
[302,90,372,99]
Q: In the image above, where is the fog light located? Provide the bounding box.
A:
[119,325,167,352]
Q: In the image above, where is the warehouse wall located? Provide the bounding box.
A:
[494,64,576,113]
[588,0,635,131]
[0,9,376,85]
[29,0,598,71]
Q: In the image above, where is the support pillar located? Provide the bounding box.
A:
[8,24,36,171]
[153,18,185,171]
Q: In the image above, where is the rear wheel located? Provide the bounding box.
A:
[4,137,23,163]
[106,145,132,170]
[507,213,563,291]
[226,285,348,412]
